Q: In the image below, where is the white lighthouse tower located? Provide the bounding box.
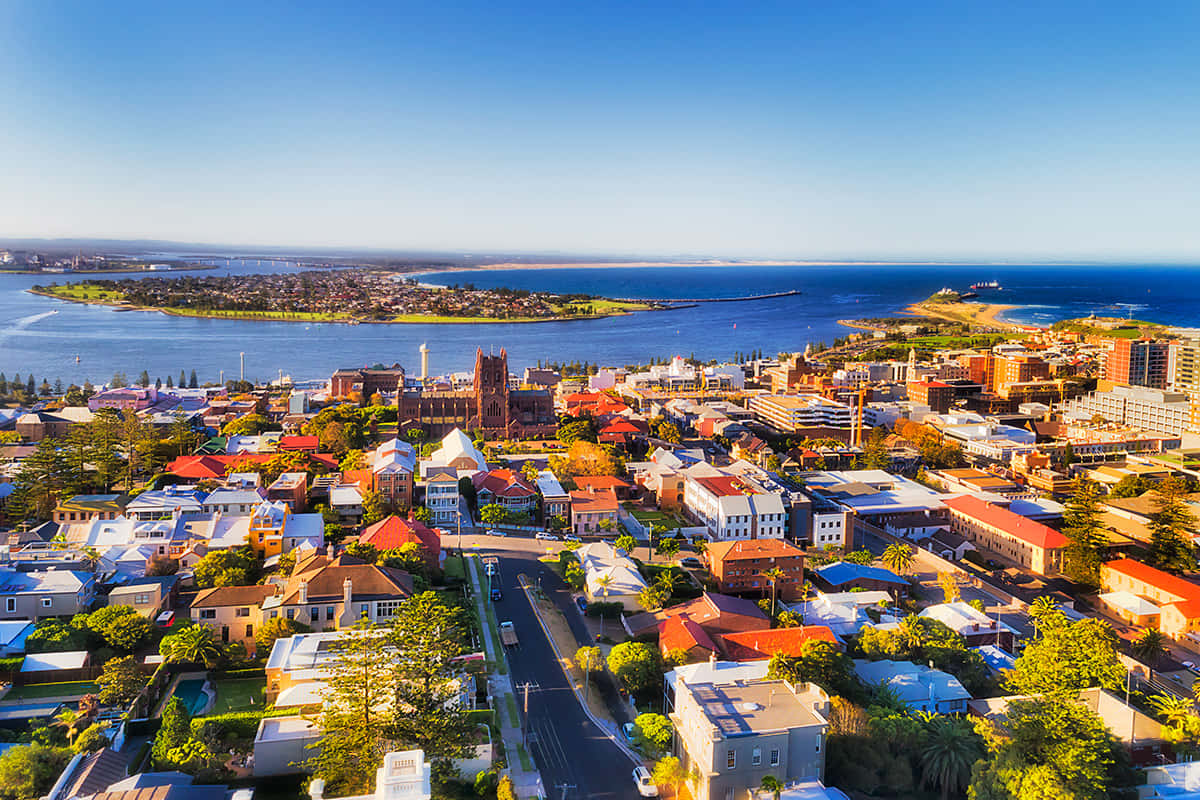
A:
[419,343,429,381]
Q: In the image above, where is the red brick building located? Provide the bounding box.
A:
[907,376,955,414]
[705,538,806,600]
[1104,338,1171,389]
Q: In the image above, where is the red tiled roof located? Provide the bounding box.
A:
[718,626,839,661]
[706,538,805,563]
[600,420,642,434]
[573,476,633,492]
[659,613,717,655]
[943,494,1068,550]
[359,515,441,562]
[279,435,319,451]
[472,469,536,499]
[1104,558,1200,604]
[168,452,338,479]
[694,475,756,498]
[569,488,618,513]
[1167,598,1200,619]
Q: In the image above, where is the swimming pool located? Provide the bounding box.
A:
[171,679,210,716]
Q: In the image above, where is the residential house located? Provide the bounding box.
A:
[424,468,460,525]
[535,471,570,525]
[683,471,787,542]
[372,438,416,509]
[260,552,415,631]
[125,486,204,521]
[267,472,308,511]
[472,469,537,515]
[358,515,441,570]
[0,620,35,656]
[942,494,1068,576]
[717,626,840,661]
[853,659,971,714]
[53,494,129,525]
[573,475,635,501]
[191,585,277,647]
[329,485,365,525]
[569,488,619,538]
[16,411,71,441]
[919,602,1016,651]
[0,568,96,620]
[799,470,949,542]
[969,688,1169,766]
[811,562,909,595]
[705,538,805,600]
[671,678,830,800]
[420,428,488,477]
[246,500,325,559]
[107,575,180,617]
[1100,558,1200,640]
[576,542,649,611]
[202,485,267,516]
[794,591,895,639]
[626,592,770,639]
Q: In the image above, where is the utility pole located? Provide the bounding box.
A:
[555,784,576,800]
[516,681,538,744]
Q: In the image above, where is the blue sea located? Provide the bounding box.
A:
[0,261,1197,386]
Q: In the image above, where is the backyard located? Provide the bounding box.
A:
[624,505,689,531]
[208,677,267,714]
[2,680,98,701]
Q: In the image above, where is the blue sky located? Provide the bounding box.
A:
[2,1,1199,260]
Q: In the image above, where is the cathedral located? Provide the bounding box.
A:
[396,348,556,438]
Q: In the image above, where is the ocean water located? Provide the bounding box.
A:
[0,262,1197,386]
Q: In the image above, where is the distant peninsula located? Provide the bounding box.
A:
[29,270,654,324]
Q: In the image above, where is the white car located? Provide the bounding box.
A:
[485,528,507,537]
[484,562,496,577]
[563,534,581,543]
[535,532,560,541]
[633,766,658,797]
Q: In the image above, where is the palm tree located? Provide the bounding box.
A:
[899,614,925,654]
[882,543,914,575]
[761,567,786,620]
[162,624,222,668]
[1133,628,1168,677]
[759,775,782,800]
[919,717,982,800]
[1028,596,1059,638]
[595,574,614,636]
[1150,693,1195,727]
[797,580,813,623]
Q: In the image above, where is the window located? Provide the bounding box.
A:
[286,608,295,620]
[769,749,779,767]
[135,593,150,605]
[246,624,254,637]
[327,606,336,621]
[310,607,320,621]
[4,598,13,613]
[727,750,736,769]
[236,607,250,617]
[815,733,823,753]
[751,748,761,766]
[200,609,216,620]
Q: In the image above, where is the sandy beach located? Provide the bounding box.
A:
[903,300,1023,330]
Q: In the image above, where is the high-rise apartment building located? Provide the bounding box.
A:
[1105,339,1170,389]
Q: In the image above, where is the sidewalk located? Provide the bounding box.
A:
[466,555,545,800]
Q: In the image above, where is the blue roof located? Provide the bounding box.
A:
[815,561,908,587]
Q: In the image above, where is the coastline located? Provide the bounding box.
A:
[26,287,650,326]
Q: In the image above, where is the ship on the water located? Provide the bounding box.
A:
[971,280,1001,290]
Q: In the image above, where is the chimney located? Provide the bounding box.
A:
[299,580,308,605]
[708,650,717,666]
[343,577,353,610]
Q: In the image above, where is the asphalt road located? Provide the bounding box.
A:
[472,537,640,800]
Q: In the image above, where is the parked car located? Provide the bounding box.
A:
[535,532,560,541]
[484,562,497,577]
[633,766,659,797]
[490,586,503,601]
[155,610,175,628]
[678,556,702,569]
[574,596,588,614]
[485,528,507,537]
[621,722,636,743]
[563,534,581,543]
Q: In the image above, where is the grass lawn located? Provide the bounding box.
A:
[443,555,466,582]
[628,508,688,530]
[3,680,98,701]
[38,283,125,302]
[205,678,266,715]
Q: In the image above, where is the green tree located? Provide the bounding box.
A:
[479,504,510,526]
[339,449,368,471]
[557,418,598,446]
[71,723,109,754]
[192,547,259,588]
[920,716,982,800]
[633,712,673,755]
[862,426,891,470]
[1061,478,1107,587]
[412,505,432,523]
[96,655,148,707]
[656,536,680,562]
[1132,627,1168,671]
[0,744,72,800]
[767,640,859,698]
[189,369,198,388]
[1148,478,1199,573]
[650,756,687,798]
[160,624,223,668]
[220,413,270,437]
[1006,614,1124,695]
[607,641,662,693]
[305,620,394,796]
[843,549,874,565]
[254,616,312,656]
[1028,596,1060,638]
[24,619,88,653]
[344,541,380,563]
[881,543,914,575]
[360,489,389,526]
[1109,474,1155,499]
[761,566,786,618]
[968,697,1125,800]
[614,534,637,555]
[152,697,192,769]
[82,605,153,652]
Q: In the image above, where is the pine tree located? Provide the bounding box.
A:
[54,378,63,395]
[39,379,51,397]
[1062,478,1106,587]
[138,370,150,388]
[1149,478,1199,573]
[0,373,8,395]
[26,375,35,396]
[166,376,174,388]
[179,370,187,387]
[189,370,198,388]
[155,377,162,390]
[10,374,20,395]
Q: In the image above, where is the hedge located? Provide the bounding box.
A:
[208,667,267,681]
[585,602,624,618]
[190,710,267,746]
